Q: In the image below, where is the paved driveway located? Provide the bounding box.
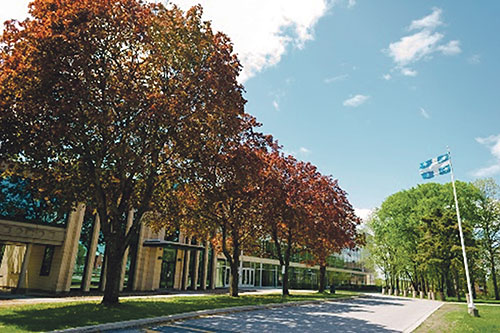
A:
[115,294,442,333]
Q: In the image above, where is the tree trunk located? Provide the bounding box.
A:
[471,276,477,299]
[454,270,461,301]
[229,229,240,297]
[229,252,239,297]
[319,265,326,293]
[125,225,140,291]
[446,271,455,298]
[282,230,293,296]
[282,265,289,296]
[102,241,124,306]
[490,252,500,300]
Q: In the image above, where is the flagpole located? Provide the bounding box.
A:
[447,147,478,316]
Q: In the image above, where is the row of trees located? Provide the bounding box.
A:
[0,0,362,305]
[368,179,500,301]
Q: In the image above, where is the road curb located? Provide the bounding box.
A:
[52,295,359,332]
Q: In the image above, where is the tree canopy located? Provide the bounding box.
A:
[0,0,245,305]
[367,180,500,301]
[1,0,365,302]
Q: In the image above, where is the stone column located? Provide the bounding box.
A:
[131,222,146,291]
[412,290,417,298]
[82,215,100,292]
[99,250,107,292]
[119,209,134,291]
[403,290,407,297]
[55,203,86,292]
[191,248,200,290]
[182,237,191,291]
[201,241,209,290]
[210,245,218,289]
[420,291,424,299]
[16,243,33,292]
[259,262,263,287]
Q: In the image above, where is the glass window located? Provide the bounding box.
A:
[40,246,55,276]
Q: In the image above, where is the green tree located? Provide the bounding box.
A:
[368,181,481,298]
[474,178,500,299]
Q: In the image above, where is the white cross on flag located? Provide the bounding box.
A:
[419,153,451,179]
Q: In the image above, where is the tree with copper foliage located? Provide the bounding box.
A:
[261,151,362,295]
[151,116,273,297]
[0,0,245,305]
[261,153,314,296]
[300,173,363,292]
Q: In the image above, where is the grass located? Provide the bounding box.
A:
[414,304,500,333]
[444,296,500,304]
[0,291,357,332]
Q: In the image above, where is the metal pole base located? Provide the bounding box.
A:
[468,306,479,317]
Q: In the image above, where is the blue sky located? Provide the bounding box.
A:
[242,1,500,215]
[2,1,500,217]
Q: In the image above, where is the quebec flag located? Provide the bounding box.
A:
[419,153,451,180]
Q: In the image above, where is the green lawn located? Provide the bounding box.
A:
[0,291,357,332]
[444,296,500,304]
[414,304,500,332]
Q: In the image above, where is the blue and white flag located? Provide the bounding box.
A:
[419,153,451,180]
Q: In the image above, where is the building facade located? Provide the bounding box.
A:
[0,180,373,293]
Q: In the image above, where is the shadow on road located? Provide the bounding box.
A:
[148,296,406,332]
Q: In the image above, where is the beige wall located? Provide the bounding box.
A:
[0,203,85,293]
[26,244,60,291]
[0,244,25,289]
[134,227,164,291]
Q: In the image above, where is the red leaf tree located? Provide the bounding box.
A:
[261,152,363,295]
[0,0,244,305]
[302,174,364,292]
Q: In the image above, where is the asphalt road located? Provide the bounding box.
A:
[114,294,442,333]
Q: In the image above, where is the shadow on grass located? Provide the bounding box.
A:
[0,294,356,332]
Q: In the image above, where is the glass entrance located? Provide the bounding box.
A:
[159,248,177,289]
[241,268,255,287]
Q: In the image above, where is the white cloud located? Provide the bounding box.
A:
[401,67,418,76]
[420,107,430,119]
[388,30,444,66]
[409,7,443,31]
[468,54,481,64]
[473,134,500,177]
[476,134,500,160]
[0,1,30,26]
[283,146,312,158]
[172,0,330,82]
[385,8,461,76]
[347,0,356,9]
[299,147,311,154]
[272,100,280,111]
[324,74,348,84]
[355,208,372,222]
[437,40,461,55]
[382,74,392,80]
[473,165,500,178]
[343,94,370,107]
[1,1,330,83]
